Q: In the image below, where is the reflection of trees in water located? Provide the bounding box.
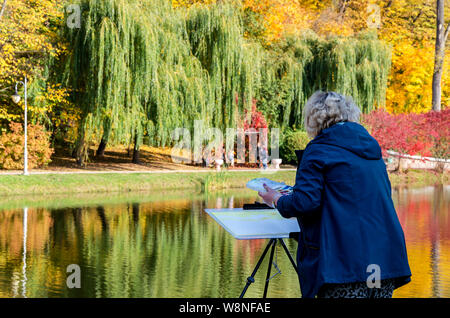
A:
[393,185,449,298]
[96,206,109,233]
[131,203,139,226]
[0,197,296,297]
[430,184,443,298]
[72,208,84,239]
[2,187,447,298]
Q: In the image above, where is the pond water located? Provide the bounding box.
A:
[0,185,448,298]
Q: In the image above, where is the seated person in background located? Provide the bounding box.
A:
[259,91,411,298]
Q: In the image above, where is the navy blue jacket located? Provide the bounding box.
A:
[277,122,411,298]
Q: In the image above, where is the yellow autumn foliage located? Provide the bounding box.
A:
[178,0,449,113]
[386,39,449,114]
[240,0,450,113]
[242,0,313,43]
[1,0,448,130]
[386,41,433,113]
[379,0,450,112]
[0,0,66,122]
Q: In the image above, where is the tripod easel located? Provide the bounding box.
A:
[239,237,298,298]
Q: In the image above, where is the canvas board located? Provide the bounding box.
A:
[204,208,300,240]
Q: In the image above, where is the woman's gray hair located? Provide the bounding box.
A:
[304,91,361,139]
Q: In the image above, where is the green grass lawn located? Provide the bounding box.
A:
[0,169,446,198]
[0,170,297,196]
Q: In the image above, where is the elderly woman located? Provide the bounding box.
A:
[259,91,411,298]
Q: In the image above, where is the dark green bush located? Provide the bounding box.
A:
[280,129,310,164]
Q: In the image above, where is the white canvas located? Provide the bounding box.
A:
[204,208,300,240]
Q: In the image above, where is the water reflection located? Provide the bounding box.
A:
[21,207,27,298]
[393,185,450,297]
[0,186,448,298]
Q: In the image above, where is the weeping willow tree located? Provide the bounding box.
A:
[63,0,141,163]
[302,31,391,115]
[257,35,312,129]
[63,0,216,164]
[60,0,391,165]
[185,2,264,128]
[261,30,392,129]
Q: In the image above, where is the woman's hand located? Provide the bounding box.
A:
[258,184,282,208]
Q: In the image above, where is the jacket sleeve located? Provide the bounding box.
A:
[276,147,324,218]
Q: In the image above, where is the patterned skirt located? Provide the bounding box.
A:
[317,279,396,298]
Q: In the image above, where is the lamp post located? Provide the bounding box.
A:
[11,76,29,176]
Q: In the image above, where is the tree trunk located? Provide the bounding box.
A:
[0,0,7,21]
[127,135,133,157]
[76,142,86,166]
[75,132,87,166]
[132,134,140,164]
[96,138,107,157]
[432,0,449,112]
[97,119,111,157]
[132,145,140,164]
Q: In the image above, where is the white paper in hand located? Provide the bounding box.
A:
[246,178,293,195]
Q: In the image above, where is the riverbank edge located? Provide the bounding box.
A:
[0,168,447,197]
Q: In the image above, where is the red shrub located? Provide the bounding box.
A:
[231,99,269,167]
[243,99,268,130]
[362,109,449,159]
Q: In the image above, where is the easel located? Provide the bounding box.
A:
[239,237,298,298]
